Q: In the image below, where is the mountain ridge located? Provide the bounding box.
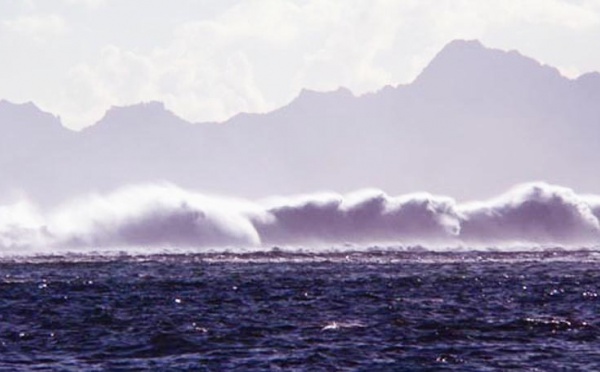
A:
[1,39,597,132]
[1,39,600,205]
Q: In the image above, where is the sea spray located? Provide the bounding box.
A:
[1,182,600,255]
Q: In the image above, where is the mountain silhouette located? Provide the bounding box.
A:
[1,39,599,205]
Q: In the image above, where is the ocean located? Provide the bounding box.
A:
[1,249,599,371]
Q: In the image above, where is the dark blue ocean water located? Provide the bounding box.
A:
[1,250,600,371]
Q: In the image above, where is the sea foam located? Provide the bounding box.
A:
[1,182,599,255]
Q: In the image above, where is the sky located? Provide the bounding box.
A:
[1,0,600,130]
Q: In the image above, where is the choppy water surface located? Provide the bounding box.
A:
[1,250,600,370]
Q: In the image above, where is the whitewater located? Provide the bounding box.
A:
[1,181,600,256]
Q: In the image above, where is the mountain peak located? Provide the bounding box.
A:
[412,39,566,101]
[441,39,485,52]
[105,101,168,117]
[576,71,600,86]
[289,87,355,110]
[0,99,66,132]
[88,101,190,132]
[575,72,600,97]
[0,99,45,114]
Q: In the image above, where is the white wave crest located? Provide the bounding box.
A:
[1,182,600,254]
[459,183,600,246]
[256,189,460,246]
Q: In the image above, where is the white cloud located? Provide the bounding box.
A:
[2,14,68,42]
[491,0,599,29]
[58,42,269,127]
[40,0,600,129]
[61,0,106,8]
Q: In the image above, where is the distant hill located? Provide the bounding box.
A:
[1,40,600,205]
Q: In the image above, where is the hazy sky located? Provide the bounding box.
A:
[1,0,599,130]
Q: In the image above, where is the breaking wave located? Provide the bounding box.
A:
[1,182,600,255]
